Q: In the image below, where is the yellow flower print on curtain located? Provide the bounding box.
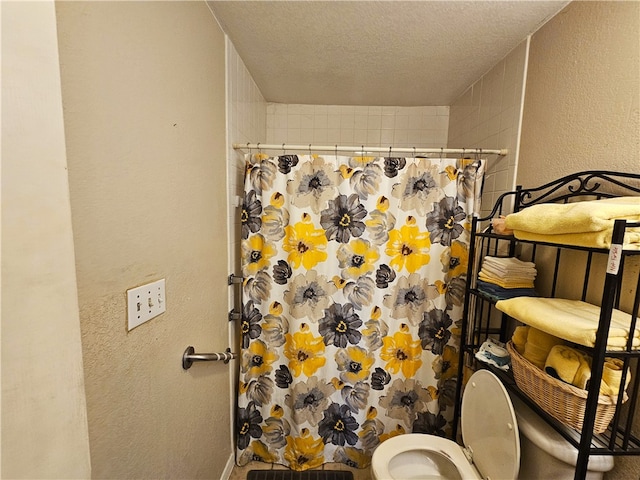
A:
[385,218,431,273]
[380,326,423,377]
[283,214,328,270]
[284,325,326,377]
[284,429,325,471]
[238,153,485,470]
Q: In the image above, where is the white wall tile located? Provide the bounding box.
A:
[226,40,266,300]
[300,113,314,129]
[367,115,382,130]
[313,114,328,129]
[313,129,328,144]
[448,38,528,218]
[327,113,341,129]
[381,115,396,129]
[340,129,355,144]
[353,129,368,145]
[354,114,369,130]
[366,130,381,145]
[274,113,287,129]
[340,114,355,129]
[288,114,301,129]
[327,128,341,144]
[266,103,450,150]
[287,129,302,144]
[380,129,395,144]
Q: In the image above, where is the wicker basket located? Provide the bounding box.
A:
[506,341,624,434]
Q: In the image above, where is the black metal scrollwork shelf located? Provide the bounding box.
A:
[454,170,640,480]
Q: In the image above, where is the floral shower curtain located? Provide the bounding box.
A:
[237,153,485,470]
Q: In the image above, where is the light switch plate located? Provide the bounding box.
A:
[127,279,166,331]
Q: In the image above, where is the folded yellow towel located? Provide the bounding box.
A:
[510,229,640,251]
[572,354,592,390]
[512,326,529,354]
[503,197,640,250]
[504,197,640,234]
[495,297,640,350]
[524,328,564,369]
[601,358,631,396]
[524,343,550,369]
[545,345,583,384]
[479,268,536,283]
[478,272,535,289]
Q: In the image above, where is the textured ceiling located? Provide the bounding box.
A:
[209,0,569,106]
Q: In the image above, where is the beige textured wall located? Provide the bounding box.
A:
[518,1,639,185]
[56,2,230,478]
[519,3,640,478]
[1,1,92,477]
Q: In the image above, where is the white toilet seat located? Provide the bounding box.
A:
[371,434,480,479]
[371,370,520,480]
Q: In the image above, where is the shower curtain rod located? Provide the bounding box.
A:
[233,143,507,156]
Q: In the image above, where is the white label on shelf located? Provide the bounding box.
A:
[606,244,623,275]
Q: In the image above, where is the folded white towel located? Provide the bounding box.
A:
[483,256,536,269]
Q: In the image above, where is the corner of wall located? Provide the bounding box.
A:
[447,37,530,216]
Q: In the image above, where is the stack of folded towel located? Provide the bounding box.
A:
[499,196,640,250]
[477,256,538,299]
[512,326,631,397]
[496,297,640,350]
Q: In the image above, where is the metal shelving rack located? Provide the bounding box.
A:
[453,171,640,480]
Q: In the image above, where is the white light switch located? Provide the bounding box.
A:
[127,279,166,331]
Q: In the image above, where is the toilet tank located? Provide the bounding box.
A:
[509,394,614,479]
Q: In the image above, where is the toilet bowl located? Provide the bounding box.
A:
[510,395,614,480]
[372,370,520,480]
[371,369,615,480]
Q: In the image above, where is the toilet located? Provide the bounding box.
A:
[510,395,613,480]
[371,369,615,480]
[372,370,520,479]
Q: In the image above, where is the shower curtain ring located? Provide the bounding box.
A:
[335,145,338,157]
[413,147,416,158]
[257,142,262,155]
[282,143,286,155]
[309,144,312,156]
[388,146,392,158]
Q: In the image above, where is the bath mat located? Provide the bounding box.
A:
[247,470,354,480]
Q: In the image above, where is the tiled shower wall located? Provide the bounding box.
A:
[226,40,266,279]
[225,41,266,449]
[266,104,449,149]
[448,39,529,217]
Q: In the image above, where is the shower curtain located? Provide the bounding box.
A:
[237,153,485,470]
